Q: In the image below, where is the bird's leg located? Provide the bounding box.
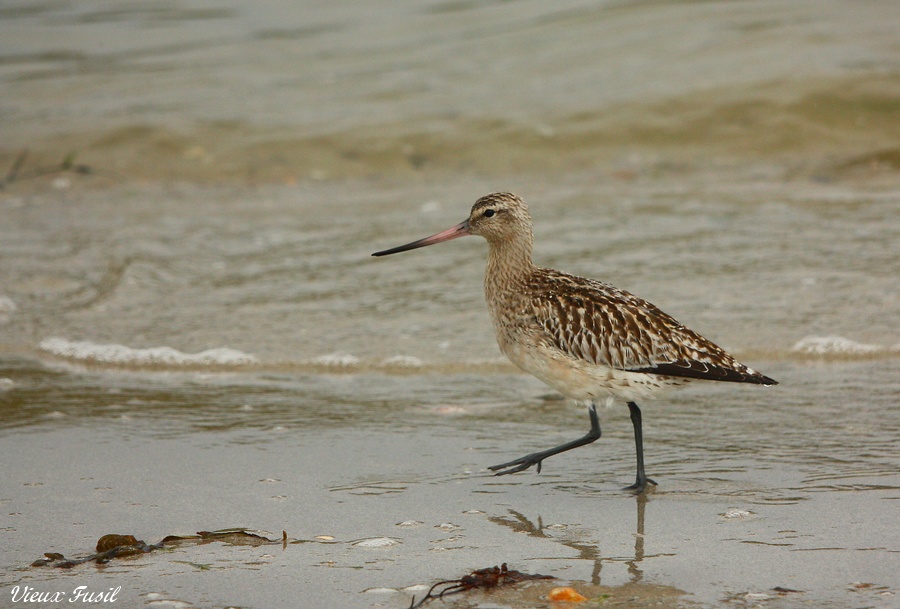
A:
[489,403,601,476]
[623,401,657,493]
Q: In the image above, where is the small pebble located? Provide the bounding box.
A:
[722,508,754,519]
[363,587,398,594]
[354,537,400,548]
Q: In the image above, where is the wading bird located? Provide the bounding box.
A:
[373,192,776,492]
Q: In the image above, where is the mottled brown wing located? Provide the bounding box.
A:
[530,270,776,385]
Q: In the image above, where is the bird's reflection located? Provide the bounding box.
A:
[487,492,656,586]
[629,492,648,582]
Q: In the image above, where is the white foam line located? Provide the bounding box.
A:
[791,335,887,355]
[39,337,258,366]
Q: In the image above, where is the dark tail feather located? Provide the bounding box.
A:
[630,360,778,385]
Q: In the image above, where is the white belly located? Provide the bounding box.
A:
[498,335,684,403]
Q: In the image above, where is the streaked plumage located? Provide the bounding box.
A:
[373,192,776,492]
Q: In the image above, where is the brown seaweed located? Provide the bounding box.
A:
[31,528,287,569]
[409,563,555,608]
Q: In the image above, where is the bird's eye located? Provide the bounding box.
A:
[483,209,496,218]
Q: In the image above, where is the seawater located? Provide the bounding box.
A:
[0,0,896,447]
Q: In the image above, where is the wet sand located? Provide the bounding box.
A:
[1,357,897,608]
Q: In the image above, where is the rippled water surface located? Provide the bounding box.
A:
[1,1,898,608]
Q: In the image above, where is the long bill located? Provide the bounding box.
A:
[372,220,470,257]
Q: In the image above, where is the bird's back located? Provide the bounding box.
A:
[488,266,776,398]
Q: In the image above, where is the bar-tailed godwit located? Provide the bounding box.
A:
[373,192,776,492]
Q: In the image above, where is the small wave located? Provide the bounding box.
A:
[300,353,423,372]
[39,337,259,367]
[381,355,424,369]
[791,336,894,356]
[306,352,361,367]
[295,354,513,374]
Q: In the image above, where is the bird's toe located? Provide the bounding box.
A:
[623,477,658,494]
[488,454,543,476]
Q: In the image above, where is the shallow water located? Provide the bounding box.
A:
[1,176,897,368]
[2,0,899,181]
[1,1,898,608]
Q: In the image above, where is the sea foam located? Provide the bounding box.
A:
[381,355,424,368]
[39,337,258,367]
[307,352,361,367]
[791,335,890,356]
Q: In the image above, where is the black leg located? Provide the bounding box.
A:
[489,404,601,476]
[623,401,657,493]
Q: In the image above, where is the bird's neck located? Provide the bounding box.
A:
[484,235,536,299]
